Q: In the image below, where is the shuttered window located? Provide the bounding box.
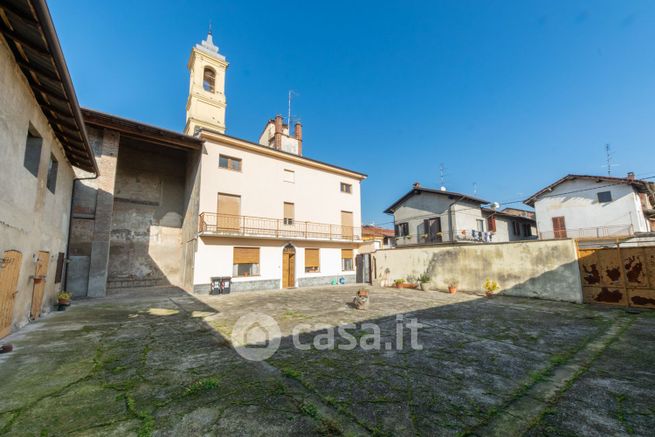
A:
[284,202,295,225]
[487,215,497,232]
[233,247,260,277]
[305,248,320,273]
[342,249,354,271]
[341,211,353,239]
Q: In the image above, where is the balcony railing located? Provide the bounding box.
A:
[199,212,361,241]
[539,224,634,240]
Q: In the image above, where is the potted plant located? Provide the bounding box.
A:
[56,291,72,311]
[417,273,431,290]
[483,279,500,297]
[393,278,405,288]
[447,281,458,294]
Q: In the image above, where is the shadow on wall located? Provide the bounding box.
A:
[373,240,583,303]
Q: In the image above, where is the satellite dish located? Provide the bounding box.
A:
[491,202,500,210]
[440,186,447,191]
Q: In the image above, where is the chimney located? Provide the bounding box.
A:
[274,115,283,149]
[413,182,421,190]
[627,171,636,181]
[294,122,303,156]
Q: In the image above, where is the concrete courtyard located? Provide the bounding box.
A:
[0,285,653,436]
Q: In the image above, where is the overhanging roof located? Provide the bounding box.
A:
[384,187,490,215]
[523,174,654,207]
[0,0,98,174]
[82,108,203,151]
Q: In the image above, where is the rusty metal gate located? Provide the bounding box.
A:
[578,243,655,308]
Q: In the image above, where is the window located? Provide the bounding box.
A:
[487,215,497,232]
[46,154,58,193]
[512,221,521,236]
[342,249,354,271]
[233,247,260,277]
[218,155,241,171]
[340,182,352,193]
[23,126,42,177]
[552,216,567,239]
[597,191,612,203]
[284,169,295,183]
[522,223,532,237]
[305,248,320,273]
[217,193,241,230]
[203,67,216,92]
[284,202,295,225]
[476,219,484,232]
[395,222,409,237]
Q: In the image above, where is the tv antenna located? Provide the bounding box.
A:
[602,143,619,176]
[439,163,447,189]
[288,90,298,127]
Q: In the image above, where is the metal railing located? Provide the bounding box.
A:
[199,212,361,241]
[539,224,634,240]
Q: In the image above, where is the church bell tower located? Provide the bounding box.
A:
[185,29,228,135]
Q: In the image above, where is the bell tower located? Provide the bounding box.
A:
[185,28,228,135]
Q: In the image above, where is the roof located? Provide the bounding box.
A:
[82,108,203,151]
[523,174,654,207]
[362,225,395,238]
[481,207,536,221]
[384,186,490,214]
[0,0,98,174]
[199,128,367,180]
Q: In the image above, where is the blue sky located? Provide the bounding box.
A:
[50,0,655,227]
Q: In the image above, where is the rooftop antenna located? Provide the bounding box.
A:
[439,163,447,190]
[602,143,619,176]
[208,20,212,35]
[473,182,478,195]
[288,90,298,128]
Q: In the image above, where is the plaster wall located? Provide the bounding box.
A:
[373,239,582,303]
[533,180,649,237]
[0,37,76,332]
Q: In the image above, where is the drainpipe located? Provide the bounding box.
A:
[63,173,99,292]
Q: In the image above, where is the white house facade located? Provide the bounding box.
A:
[185,32,366,292]
[524,174,655,239]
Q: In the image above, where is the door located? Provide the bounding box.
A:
[282,245,295,288]
[217,193,241,231]
[552,216,567,239]
[341,211,353,240]
[31,251,49,320]
[0,250,23,338]
[423,218,443,243]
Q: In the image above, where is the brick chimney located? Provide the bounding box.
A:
[627,171,636,181]
[294,122,303,156]
[274,115,283,149]
[413,182,421,190]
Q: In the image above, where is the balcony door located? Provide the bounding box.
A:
[217,193,241,231]
[341,211,353,239]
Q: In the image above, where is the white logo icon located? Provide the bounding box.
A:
[231,312,281,361]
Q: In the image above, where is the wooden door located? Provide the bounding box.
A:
[0,250,23,338]
[30,251,49,320]
[282,246,295,288]
[552,216,567,239]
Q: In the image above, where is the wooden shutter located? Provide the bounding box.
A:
[552,216,567,239]
[233,247,259,264]
[218,193,240,215]
[305,248,320,268]
[342,249,353,259]
[54,252,65,284]
[487,216,497,232]
[284,202,294,220]
[341,211,353,238]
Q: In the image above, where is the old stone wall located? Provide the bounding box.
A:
[373,239,582,303]
[107,139,187,289]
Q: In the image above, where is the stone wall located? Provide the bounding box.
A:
[373,239,582,303]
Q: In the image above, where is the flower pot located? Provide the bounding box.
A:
[58,299,70,305]
[448,286,457,294]
[357,289,369,298]
[399,283,418,289]
[485,291,494,298]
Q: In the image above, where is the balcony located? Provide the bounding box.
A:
[539,224,634,240]
[199,212,362,241]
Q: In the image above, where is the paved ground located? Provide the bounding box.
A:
[1,285,654,436]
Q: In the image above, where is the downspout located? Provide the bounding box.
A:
[63,173,99,292]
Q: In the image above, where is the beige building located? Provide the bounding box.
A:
[0,0,98,337]
[186,32,366,292]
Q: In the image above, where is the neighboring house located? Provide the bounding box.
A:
[186,32,366,292]
[482,208,537,242]
[0,0,98,337]
[524,173,655,239]
[360,225,396,253]
[384,183,536,246]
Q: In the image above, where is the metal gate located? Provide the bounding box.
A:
[578,242,655,308]
[356,253,372,284]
